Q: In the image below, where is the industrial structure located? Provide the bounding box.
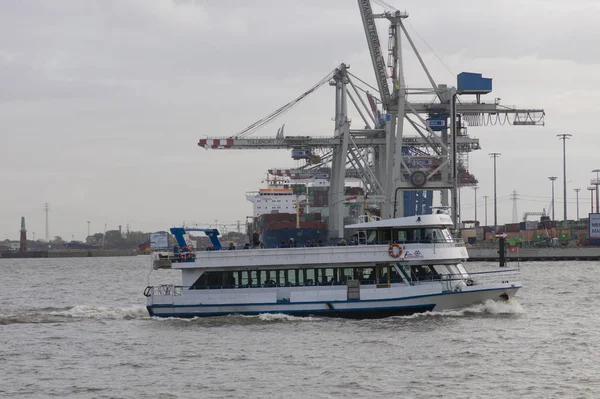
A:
[198,1,544,239]
[19,217,27,253]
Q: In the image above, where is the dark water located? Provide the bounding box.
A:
[1,257,599,398]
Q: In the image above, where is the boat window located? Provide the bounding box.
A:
[440,228,453,241]
[305,269,315,285]
[358,267,375,284]
[389,266,403,282]
[378,229,392,243]
[259,271,266,286]
[423,228,436,242]
[283,270,290,286]
[393,229,407,242]
[292,270,299,286]
[378,265,390,284]
[365,230,377,244]
[408,228,421,242]
[410,265,434,281]
[340,268,354,282]
[250,271,258,287]
[426,265,442,280]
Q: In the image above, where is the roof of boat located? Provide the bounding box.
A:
[345,214,454,229]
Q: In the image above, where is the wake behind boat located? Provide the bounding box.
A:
[144,214,520,318]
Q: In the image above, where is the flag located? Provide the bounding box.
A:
[138,240,151,253]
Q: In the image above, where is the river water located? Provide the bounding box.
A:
[1,257,598,398]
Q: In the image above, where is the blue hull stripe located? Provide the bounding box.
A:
[148,303,436,318]
[149,285,521,309]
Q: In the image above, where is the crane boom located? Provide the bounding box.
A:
[357,0,391,107]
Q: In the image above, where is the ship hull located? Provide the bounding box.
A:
[147,286,520,318]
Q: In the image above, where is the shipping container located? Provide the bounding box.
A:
[525,220,539,230]
[505,223,520,233]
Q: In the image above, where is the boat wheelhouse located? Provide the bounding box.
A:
[144,214,521,318]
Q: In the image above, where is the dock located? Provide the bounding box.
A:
[467,247,600,262]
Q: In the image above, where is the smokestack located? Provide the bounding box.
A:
[20,217,27,253]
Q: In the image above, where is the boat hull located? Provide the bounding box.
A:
[146,286,519,319]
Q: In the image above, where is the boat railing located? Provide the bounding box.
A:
[406,269,520,287]
[144,284,182,297]
[467,269,521,285]
[145,269,519,296]
[189,239,465,252]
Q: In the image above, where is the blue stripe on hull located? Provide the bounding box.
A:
[149,286,521,309]
[147,303,435,319]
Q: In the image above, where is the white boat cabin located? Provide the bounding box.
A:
[345,214,455,244]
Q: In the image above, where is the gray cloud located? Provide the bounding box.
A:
[1,0,599,239]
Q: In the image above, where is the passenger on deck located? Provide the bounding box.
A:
[206,244,215,251]
[288,237,296,247]
[243,243,250,249]
[281,241,288,248]
[306,240,312,247]
[228,242,236,250]
[252,232,261,247]
[318,239,323,247]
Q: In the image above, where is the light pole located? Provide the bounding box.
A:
[483,195,489,227]
[588,187,595,213]
[592,169,600,214]
[87,221,90,238]
[490,153,501,230]
[574,188,581,221]
[557,134,571,224]
[548,177,557,221]
[472,186,478,224]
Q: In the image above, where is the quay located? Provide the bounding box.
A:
[467,247,600,262]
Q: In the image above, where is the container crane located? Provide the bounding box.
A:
[197,1,545,237]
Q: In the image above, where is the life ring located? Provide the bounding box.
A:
[388,243,402,258]
[179,246,193,261]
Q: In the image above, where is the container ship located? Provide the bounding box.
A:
[246,179,364,247]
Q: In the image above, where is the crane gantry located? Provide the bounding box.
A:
[198,1,545,239]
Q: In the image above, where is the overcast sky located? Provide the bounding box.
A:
[1,0,599,241]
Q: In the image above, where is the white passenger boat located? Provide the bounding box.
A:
[144,214,521,318]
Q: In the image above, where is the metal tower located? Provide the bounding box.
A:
[20,216,27,253]
[549,177,557,220]
[511,190,519,223]
[44,202,50,242]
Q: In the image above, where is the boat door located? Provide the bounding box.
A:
[347,279,360,300]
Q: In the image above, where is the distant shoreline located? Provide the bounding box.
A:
[0,249,136,258]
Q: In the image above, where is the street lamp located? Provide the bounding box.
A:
[472,186,478,224]
[548,176,557,221]
[87,221,90,238]
[592,169,600,214]
[574,188,581,221]
[483,195,489,226]
[489,153,501,230]
[557,134,571,224]
[588,187,595,213]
